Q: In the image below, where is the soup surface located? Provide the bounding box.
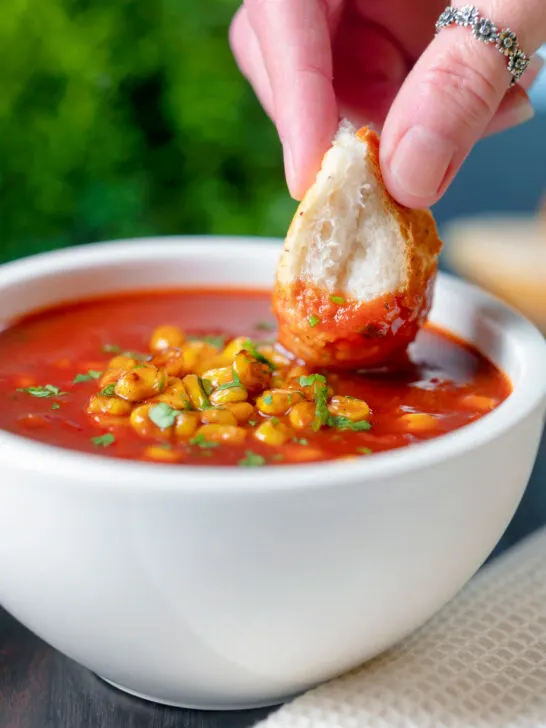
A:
[0,288,511,466]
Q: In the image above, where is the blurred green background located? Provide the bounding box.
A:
[0,0,296,264]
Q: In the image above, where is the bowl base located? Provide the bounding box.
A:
[97,674,291,711]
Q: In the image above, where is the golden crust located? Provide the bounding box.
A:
[273,126,443,369]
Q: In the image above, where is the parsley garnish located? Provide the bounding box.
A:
[17,384,66,398]
[100,383,116,397]
[293,437,309,446]
[255,321,275,331]
[357,446,373,455]
[216,370,244,391]
[74,370,102,384]
[91,433,115,447]
[248,419,257,427]
[102,344,121,354]
[330,295,345,305]
[189,433,218,449]
[308,314,320,328]
[263,394,273,406]
[299,374,326,388]
[327,416,371,432]
[313,382,330,431]
[149,403,180,429]
[187,335,226,349]
[239,450,266,467]
[243,340,277,370]
[51,402,61,410]
[201,378,213,396]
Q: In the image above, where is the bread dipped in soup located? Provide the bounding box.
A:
[273,123,443,369]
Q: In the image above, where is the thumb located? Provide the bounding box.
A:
[380,2,545,208]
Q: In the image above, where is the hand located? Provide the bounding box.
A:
[230,0,545,207]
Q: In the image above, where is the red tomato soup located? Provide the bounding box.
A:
[0,288,511,467]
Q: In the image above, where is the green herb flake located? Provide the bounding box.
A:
[148,402,181,430]
[189,433,218,449]
[293,437,309,446]
[51,402,61,410]
[248,419,257,427]
[299,374,326,388]
[102,344,121,354]
[242,339,278,370]
[330,295,345,305]
[187,334,226,349]
[239,450,266,467]
[312,383,330,432]
[73,370,103,384]
[328,416,372,432]
[357,446,373,455]
[17,384,66,399]
[255,321,275,332]
[216,370,244,392]
[100,383,116,397]
[91,433,115,448]
[201,378,213,396]
[263,394,273,406]
[308,314,321,328]
[270,416,280,425]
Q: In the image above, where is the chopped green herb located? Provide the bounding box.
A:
[327,416,371,432]
[51,402,61,410]
[100,383,116,397]
[73,370,102,384]
[293,437,309,446]
[357,446,373,455]
[312,382,330,431]
[148,402,181,429]
[201,378,213,396]
[189,433,218,449]
[263,394,273,406]
[270,416,280,425]
[330,295,345,305]
[17,384,66,399]
[102,344,121,354]
[242,339,278,370]
[299,374,327,388]
[239,450,266,467]
[216,370,244,391]
[91,433,115,448]
[308,314,321,328]
[255,321,275,331]
[271,453,285,461]
[248,419,257,427]
[187,335,226,349]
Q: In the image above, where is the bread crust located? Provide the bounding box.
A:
[273,126,443,368]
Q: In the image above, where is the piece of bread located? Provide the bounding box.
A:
[446,214,546,332]
[273,123,443,368]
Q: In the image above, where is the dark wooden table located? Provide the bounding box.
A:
[0,607,274,728]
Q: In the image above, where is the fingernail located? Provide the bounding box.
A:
[390,126,457,200]
[283,142,298,198]
[512,99,535,125]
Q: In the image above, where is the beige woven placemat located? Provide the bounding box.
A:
[257,528,546,728]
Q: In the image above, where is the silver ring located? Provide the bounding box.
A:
[435,5,530,87]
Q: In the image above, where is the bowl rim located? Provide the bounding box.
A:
[1,235,545,495]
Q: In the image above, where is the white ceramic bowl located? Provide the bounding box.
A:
[1,237,545,710]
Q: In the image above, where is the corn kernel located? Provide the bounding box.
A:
[151,349,186,377]
[87,395,132,417]
[226,402,255,423]
[180,342,219,372]
[460,394,498,412]
[327,395,370,422]
[108,355,139,371]
[144,445,184,463]
[256,345,291,368]
[116,364,167,402]
[233,350,271,392]
[220,337,248,362]
[153,379,192,410]
[99,369,120,388]
[270,372,286,388]
[149,325,185,353]
[288,401,316,430]
[174,411,200,439]
[194,424,247,445]
[130,404,171,439]
[209,386,248,406]
[200,408,238,426]
[200,366,234,388]
[287,365,309,380]
[399,412,438,432]
[256,389,304,416]
[182,374,211,410]
[254,420,293,446]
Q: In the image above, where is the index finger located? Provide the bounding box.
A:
[244,0,339,199]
